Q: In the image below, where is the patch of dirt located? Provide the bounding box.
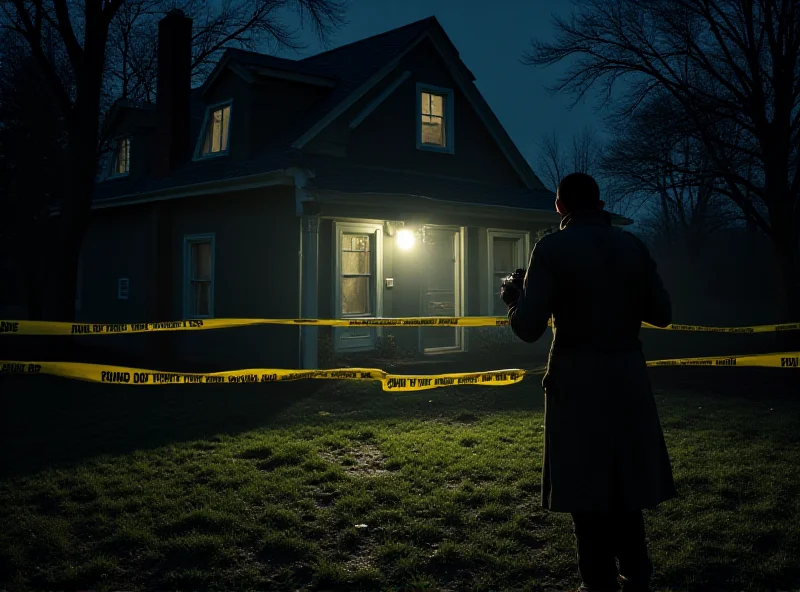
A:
[319,443,389,477]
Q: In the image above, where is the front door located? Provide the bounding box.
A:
[420,225,464,353]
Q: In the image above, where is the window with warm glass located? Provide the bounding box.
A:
[184,235,215,317]
[110,137,130,177]
[199,104,231,156]
[488,230,529,316]
[421,91,446,146]
[340,233,372,315]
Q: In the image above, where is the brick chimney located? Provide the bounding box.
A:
[154,9,192,179]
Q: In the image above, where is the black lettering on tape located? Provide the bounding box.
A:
[781,356,799,368]
[0,321,19,333]
[1,362,26,373]
[101,370,131,383]
[27,363,41,373]
[72,324,92,334]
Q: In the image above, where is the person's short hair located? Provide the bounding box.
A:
[557,173,601,210]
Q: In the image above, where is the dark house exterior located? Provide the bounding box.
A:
[80,11,629,370]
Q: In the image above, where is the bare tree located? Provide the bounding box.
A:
[0,0,347,320]
[105,0,347,103]
[523,0,800,322]
[602,91,743,251]
[536,126,604,191]
[534,125,627,214]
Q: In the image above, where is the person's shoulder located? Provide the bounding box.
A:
[533,230,561,253]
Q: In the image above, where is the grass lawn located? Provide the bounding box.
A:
[1,368,799,591]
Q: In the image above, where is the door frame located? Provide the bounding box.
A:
[418,224,466,354]
[332,221,384,352]
[486,228,530,317]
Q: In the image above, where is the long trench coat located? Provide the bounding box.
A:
[508,209,678,513]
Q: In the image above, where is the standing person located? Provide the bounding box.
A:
[501,173,677,592]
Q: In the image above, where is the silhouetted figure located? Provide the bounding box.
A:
[501,172,677,592]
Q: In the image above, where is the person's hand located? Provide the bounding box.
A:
[500,268,526,307]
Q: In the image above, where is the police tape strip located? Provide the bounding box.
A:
[0,361,525,392]
[1,352,797,391]
[645,351,800,368]
[2,318,800,336]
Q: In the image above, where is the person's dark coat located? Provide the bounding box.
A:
[508,209,677,513]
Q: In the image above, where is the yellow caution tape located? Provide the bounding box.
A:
[645,351,800,368]
[0,317,511,335]
[642,321,800,334]
[2,318,799,336]
[1,352,797,392]
[0,361,525,392]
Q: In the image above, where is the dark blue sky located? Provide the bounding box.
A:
[275,0,605,177]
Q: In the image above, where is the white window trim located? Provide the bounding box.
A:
[183,233,216,319]
[194,100,233,161]
[416,82,454,154]
[332,221,383,352]
[487,229,530,316]
[106,135,131,180]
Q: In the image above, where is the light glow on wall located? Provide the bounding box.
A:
[396,228,415,251]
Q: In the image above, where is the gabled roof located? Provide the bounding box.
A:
[93,16,550,208]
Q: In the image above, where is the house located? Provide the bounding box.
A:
[79,10,631,370]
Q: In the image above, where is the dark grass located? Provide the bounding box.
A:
[1,368,799,592]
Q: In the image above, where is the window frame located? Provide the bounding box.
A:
[415,82,455,154]
[487,229,530,316]
[332,221,384,352]
[183,233,216,319]
[194,100,233,161]
[107,135,132,180]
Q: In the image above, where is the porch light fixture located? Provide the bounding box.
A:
[396,228,415,251]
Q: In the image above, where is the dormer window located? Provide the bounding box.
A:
[197,102,231,158]
[109,136,131,178]
[416,83,454,154]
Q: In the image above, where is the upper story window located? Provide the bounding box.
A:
[416,83,454,154]
[197,102,231,158]
[109,136,131,178]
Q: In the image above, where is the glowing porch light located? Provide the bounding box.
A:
[396,228,415,251]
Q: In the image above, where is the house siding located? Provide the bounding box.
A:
[200,69,254,162]
[80,187,301,370]
[306,37,526,189]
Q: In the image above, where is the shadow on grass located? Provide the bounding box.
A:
[3,362,796,480]
[0,375,321,478]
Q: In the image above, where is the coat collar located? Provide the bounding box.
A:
[559,209,613,230]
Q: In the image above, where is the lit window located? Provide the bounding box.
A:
[184,234,215,317]
[110,137,130,177]
[421,92,446,146]
[417,84,453,153]
[199,104,231,156]
[341,234,372,315]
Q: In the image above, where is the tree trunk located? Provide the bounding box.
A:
[768,200,800,349]
[47,25,107,322]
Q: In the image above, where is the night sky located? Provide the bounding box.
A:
[274,0,605,180]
